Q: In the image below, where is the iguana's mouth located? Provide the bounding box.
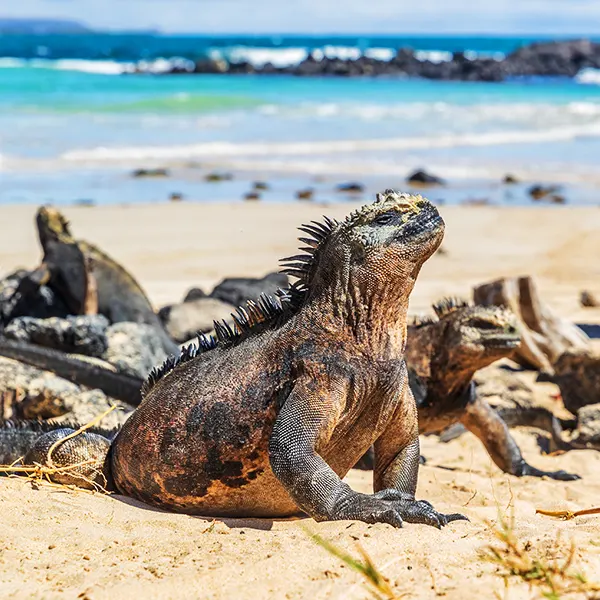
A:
[484,334,521,349]
[399,203,444,240]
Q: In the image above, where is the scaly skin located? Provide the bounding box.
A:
[1,191,467,529]
[31,207,178,355]
[399,300,577,480]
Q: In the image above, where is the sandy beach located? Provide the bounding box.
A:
[1,201,600,599]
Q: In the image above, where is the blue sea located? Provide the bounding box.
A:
[1,33,600,206]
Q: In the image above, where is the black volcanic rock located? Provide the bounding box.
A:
[194,58,229,74]
[137,39,600,83]
[407,169,445,186]
[505,39,600,77]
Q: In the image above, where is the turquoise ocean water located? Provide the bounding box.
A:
[1,34,600,205]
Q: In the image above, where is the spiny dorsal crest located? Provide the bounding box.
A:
[410,315,438,328]
[433,297,471,319]
[142,285,305,397]
[279,216,338,285]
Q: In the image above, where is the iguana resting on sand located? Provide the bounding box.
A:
[0,191,467,528]
[355,299,579,480]
[21,206,178,355]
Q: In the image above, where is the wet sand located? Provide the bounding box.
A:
[1,202,600,599]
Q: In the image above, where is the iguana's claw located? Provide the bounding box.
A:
[546,470,581,482]
[519,463,581,481]
[343,489,468,529]
[396,499,468,529]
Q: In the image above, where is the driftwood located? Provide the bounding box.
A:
[553,349,600,413]
[473,276,588,373]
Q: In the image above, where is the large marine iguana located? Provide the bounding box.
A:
[0,191,467,528]
[22,206,178,355]
[356,299,578,480]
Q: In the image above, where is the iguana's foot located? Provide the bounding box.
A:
[518,462,580,481]
[333,490,468,529]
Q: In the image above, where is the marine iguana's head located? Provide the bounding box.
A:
[36,206,73,249]
[33,205,93,315]
[341,190,444,277]
[433,298,521,370]
[282,190,444,312]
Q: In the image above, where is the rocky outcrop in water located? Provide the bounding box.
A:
[138,39,600,82]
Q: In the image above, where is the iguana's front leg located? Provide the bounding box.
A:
[270,376,466,528]
[372,382,467,528]
[461,391,580,481]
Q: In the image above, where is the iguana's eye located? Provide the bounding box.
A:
[470,318,497,330]
[373,212,396,226]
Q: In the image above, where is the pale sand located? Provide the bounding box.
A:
[1,202,600,600]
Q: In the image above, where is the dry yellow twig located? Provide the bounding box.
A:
[536,507,600,521]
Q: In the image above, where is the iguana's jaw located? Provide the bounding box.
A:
[481,333,521,351]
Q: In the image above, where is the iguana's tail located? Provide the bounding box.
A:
[0,420,118,490]
[0,337,144,405]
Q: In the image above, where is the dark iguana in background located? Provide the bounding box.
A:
[356,298,578,480]
[0,191,467,529]
[3,206,178,356]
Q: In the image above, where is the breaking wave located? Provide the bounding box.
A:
[59,121,600,163]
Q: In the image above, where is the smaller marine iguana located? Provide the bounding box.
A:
[0,191,467,528]
[20,207,178,355]
[356,299,579,480]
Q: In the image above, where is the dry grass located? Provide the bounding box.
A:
[482,511,600,599]
[308,530,404,599]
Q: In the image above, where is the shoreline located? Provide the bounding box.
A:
[2,162,600,207]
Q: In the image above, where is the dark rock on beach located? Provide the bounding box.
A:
[210,273,289,308]
[296,188,314,201]
[0,356,132,427]
[104,322,168,379]
[580,290,600,308]
[406,169,445,186]
[0,269,70,328]
[205,171,233,182]
[182,287,207,303]
[132,168,170,178]
[4,315,110,358]
[162,297,234,343]
[528,184,562,201]
[336,182,365,194]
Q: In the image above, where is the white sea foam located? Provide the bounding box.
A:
[59,120,600,164]
[0,56,199,75]
[414,50,453,63]
[0,57,133,74]
[212,46,308,68]
[364,48,395,62]
[577,68,600,85]
[255,101,600,126]
[0,58,28,68]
